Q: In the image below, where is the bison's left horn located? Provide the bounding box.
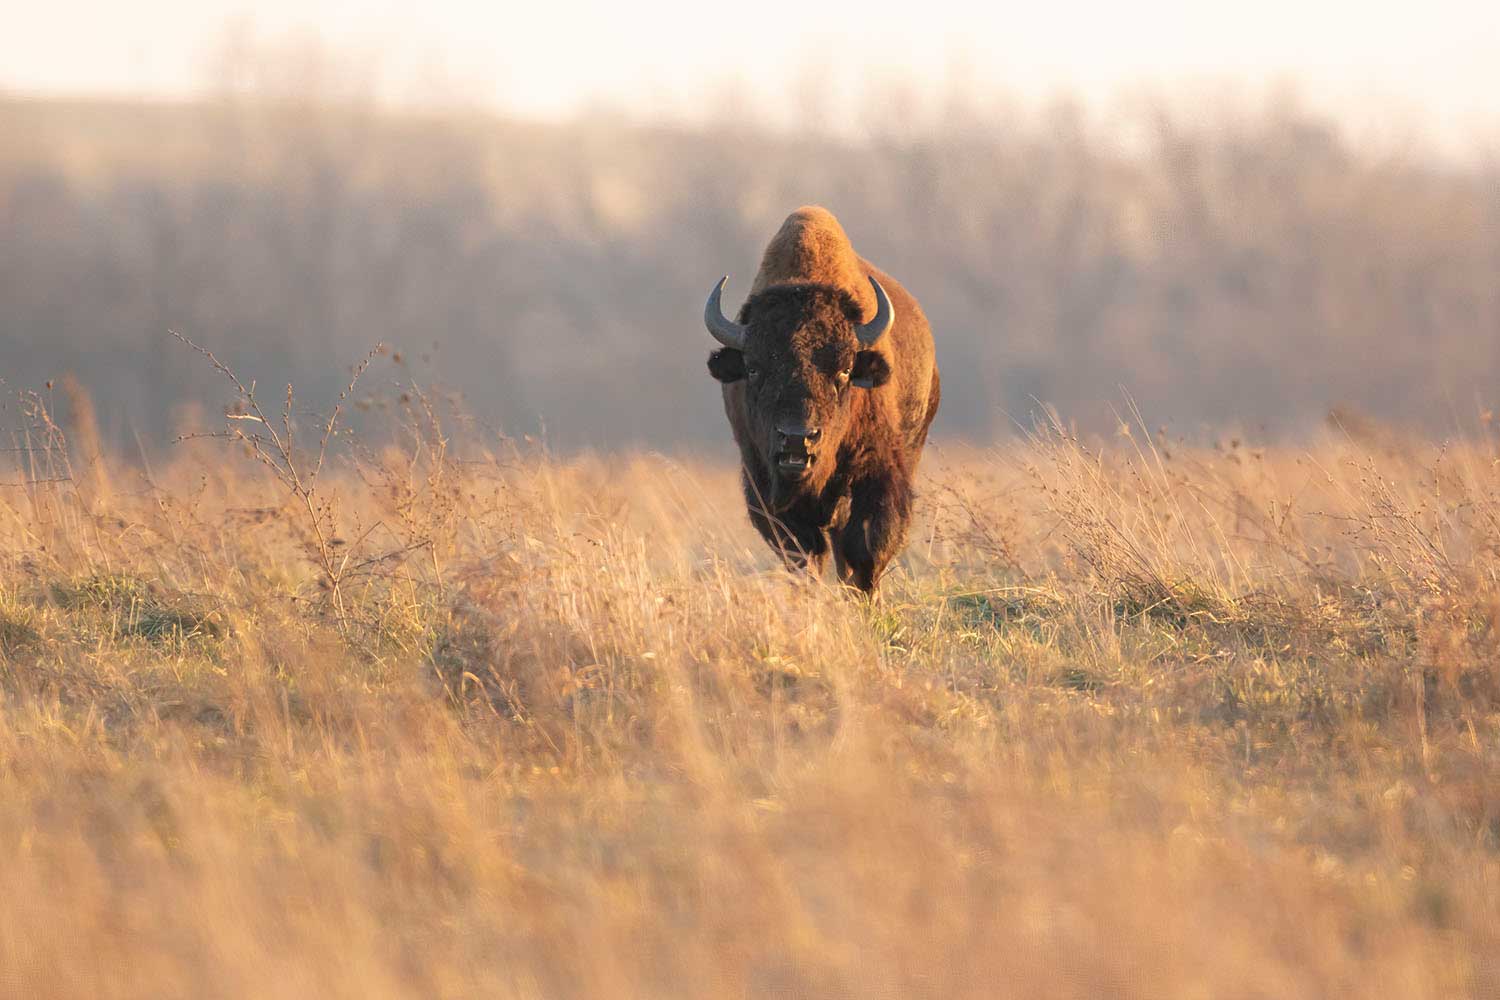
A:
[855,276,895,346]
[704,276,748,351]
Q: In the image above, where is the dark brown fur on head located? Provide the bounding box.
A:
[708,283,891,509]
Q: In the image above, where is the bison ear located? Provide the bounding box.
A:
[851,350,891,389]
[708,348,746,383]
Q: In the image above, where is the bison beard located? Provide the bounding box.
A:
[702,206,940,594]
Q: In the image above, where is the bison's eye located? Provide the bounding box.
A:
[747,366,761,382]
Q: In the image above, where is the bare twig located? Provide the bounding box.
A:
[170,329,383,634]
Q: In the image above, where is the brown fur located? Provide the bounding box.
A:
[707,206,941,593]
[751,207,874,308]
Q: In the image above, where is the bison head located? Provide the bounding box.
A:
[704,275,894,508]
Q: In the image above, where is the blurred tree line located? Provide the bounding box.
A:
[2,91,1497,450]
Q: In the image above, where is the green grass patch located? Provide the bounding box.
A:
[46,573,225,645]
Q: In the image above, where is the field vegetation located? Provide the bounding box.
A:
[1,366,1497,997]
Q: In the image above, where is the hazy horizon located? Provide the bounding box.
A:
[6,2,1500,452]
[8,1,1500,153]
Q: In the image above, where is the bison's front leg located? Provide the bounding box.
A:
[743,471,829,576]
[833,473,912,593]
[748,503,828,575]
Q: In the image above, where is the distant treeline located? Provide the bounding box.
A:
[2,94,1498,449]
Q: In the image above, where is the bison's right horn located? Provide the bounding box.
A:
[855,276,895,346]
[704,276,748,351]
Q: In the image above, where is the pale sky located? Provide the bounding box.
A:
[6,1,1500,145]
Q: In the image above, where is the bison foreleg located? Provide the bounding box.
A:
[834,472,912,593]
[747,503,829,576]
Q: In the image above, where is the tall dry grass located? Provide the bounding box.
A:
[0,373,1498,998]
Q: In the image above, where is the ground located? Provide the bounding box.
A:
[1,392,1497,998]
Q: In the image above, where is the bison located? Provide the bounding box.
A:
[703,206,940,593]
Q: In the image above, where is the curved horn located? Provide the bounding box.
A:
[855,276,895,346]
[704,275,747,351]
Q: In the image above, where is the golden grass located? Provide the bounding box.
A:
[1,399,1498,998]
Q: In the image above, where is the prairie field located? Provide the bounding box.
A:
[1,377,1498,998]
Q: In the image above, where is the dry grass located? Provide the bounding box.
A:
[1,385,1498,998]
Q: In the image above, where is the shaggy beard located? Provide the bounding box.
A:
[768,465,826,513]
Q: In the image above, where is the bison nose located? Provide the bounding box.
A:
[776,422,821,446]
